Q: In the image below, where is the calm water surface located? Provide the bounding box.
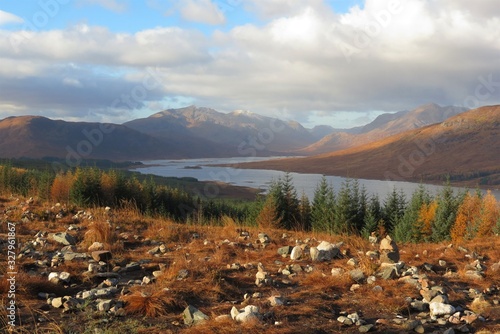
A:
[135,157,500,201]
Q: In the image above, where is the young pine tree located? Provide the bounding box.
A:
[311,176,335,233]
[383,187,407,234]
[431,183,464,242]
[298,191,312,231]
[393,185,429,243]
[361,195,383,238]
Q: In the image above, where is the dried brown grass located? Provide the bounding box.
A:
[82,220,115,249]
[121,286,181,317]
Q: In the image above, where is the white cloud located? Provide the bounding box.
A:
[0,10,23,26]
[1,0,500,126]
[180,0,225,25]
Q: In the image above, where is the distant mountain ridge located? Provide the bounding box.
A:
[233,105,500,187]
[124,105,318,154]
[299,103,468,154]
[0,116,180,161]
[0,103,470,163]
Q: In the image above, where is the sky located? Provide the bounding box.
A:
[0,0,499,128]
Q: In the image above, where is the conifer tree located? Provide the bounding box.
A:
[298,191,312,231]
[383,187,406,234]
[431,183,464,242]
[393,185,429,242]
[361,195,383,238]
[311,176,335,233]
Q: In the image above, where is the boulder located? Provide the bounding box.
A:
[183,305,209,325]
[231,305,261,323]
[51,232,76,246]
[316,241,340,261]
[277,246,291,257]
[429,302,455,317]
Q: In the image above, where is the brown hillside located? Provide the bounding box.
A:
[234,105,500,186]
[0,116,185,160]
[299,103,467,155]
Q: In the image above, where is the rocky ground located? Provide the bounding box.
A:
[1,196,499,334]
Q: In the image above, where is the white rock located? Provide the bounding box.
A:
[58,272,71,283]
[310,247,319,261]
[48,272,59,282]
[290,246,303,260]
[429,302,456,317]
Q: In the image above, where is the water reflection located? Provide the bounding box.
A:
[135,157,500,201]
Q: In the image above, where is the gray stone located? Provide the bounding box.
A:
[63,252,88,261]
[183,305,209,325]
[430,294,449,304]
[92,250,112,262]
[442,329,455,334]
[268,296,284,306]
[277,246,291,256]
[358,324,374,332]
[350,269,365,283]
[98,299,113,312]
[120,262,141,272]
[58,271,71,283]
[51,232,76,246]
[380,266,398,280]
[60,245,77,253]
[403,320,421,331]
[316,241,340,261]
[63,297,79,310]
[420,290,439,303]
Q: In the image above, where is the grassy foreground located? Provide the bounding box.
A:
[1,195,499,334]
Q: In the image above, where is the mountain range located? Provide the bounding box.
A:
[2,103,497,186]
[234,105,500,186]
